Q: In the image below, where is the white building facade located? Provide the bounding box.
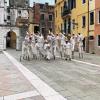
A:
[0,0,29,51]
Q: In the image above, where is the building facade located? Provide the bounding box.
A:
[55,0,97,53]
[0,0,29,50]
[28,7,34,33]
[32,3,54,38]
[9,0,29,8]
[55,0,64,33]
[87,0,95,53]
[95,0,100,54]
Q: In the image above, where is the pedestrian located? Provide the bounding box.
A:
[43,40,51,61]
[25,31,30,42]
[77,33,84,58]
[55,33,61,57]
[51,34,56,60]
[70,34,76,59]
[60,32,66,58]
[35,40,40,59]
[65,40,72,61]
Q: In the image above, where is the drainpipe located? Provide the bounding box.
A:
[87,0,89,53]
[33,2,35,34]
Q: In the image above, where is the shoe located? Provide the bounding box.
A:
[65,58,67,60]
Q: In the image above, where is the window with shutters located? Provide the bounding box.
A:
[98,35,100,46]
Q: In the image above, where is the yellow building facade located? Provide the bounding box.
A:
[55,0,64,33]
[71,0,95,53]
[70,0,88,36]
[55,0,95,53]
[55,0,89,36]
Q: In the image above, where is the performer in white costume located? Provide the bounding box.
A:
[44,40,51,60]
[70,34,76,58]
[65,40,72,61]
[77,33,84,58]
[60,33,66,58]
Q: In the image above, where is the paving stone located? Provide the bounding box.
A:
[7,49,100,100]
[19,95,45,100]
[65,96,81,100]
[0,53,35,96]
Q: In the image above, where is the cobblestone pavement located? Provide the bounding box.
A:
[0,52,46,100]
[4,49,100,100]
[74,52,100,65]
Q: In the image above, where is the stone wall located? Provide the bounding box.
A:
[0,26,22,51]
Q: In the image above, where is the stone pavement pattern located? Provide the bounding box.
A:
[0,52,45,100]
[7,49,100,100]
[74,52,100,65]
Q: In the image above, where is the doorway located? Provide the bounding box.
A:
[6,31,16,49]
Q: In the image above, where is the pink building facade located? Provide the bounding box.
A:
[95,0,100,54]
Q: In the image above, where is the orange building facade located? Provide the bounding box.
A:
[95,0,100,54]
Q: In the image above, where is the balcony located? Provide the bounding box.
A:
[16,17,28,27]
[62,9,71,19]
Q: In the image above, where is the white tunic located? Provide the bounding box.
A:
[65,42,72,56]
[61,34,66,46]
[44,43,51,60]
[70,37,76,51]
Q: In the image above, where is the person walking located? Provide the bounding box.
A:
[70,34,76,59]
[77,33,84,58]
[43,40,51,60]
[60,32,66,58]
[65,40,72,61]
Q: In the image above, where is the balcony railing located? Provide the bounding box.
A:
[62,9,71,18]
[16,17,28,27]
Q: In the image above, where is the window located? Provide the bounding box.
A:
[72,19,75,29]
[89,36,94,40]
[7,8,10,13]
[90,12,94,25]
[98,11,100,23]
[71,0,76,9]
[74,0,76,8]
[7,16,10,20]
[55,0,57,3]
[82,0,86,4]
[61,7,63,16]
[26,1,28,4]
[56,10,57,18]
[98,35,100,46]
[61,23,62,31]
[40,4,44,9]
[34,26,39,33]
[18,10,21,14]
[82,16,86,27]
[41,14,45,20]
[49,15,53,21]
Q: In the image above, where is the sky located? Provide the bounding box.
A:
[30,0,54,6]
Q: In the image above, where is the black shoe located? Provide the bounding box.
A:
[65,58,67,60]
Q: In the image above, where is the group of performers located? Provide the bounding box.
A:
[21,31,84,61]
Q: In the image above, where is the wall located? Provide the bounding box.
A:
[0,26,21,50]
[95,0,100,54]
[55,0,64,33]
